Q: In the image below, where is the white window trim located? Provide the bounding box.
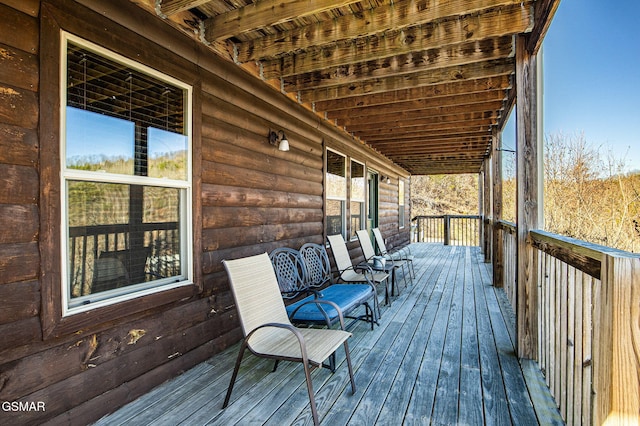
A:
[399,179,406,229]
[59,32,194,316]
[326,148,347,238]
[350,158,366,239]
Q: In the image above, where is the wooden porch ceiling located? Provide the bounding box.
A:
[137,0,559,175]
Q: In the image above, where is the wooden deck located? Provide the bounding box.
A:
[93,244,564,425]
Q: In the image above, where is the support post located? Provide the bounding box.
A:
[443,215,450,246]
[515,34,540,359]
[482,158,492,262]
[593,255,640,425]
[492,130,504,287]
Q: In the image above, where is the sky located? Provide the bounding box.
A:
[505,0,640,173]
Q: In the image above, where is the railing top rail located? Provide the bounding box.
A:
[412,214,481,220]
[530,229,640,279]
[531,229,639,260]
[496,220,516,233]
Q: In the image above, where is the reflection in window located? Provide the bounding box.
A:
[148,127,188,180]
[62,33,192,312]
[350,160,365,238]
[67,182,182,298]
[326,150,346,237]
[66,107,135,174]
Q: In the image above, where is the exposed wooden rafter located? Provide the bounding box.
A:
[261,7,531,78]
[134,0,558,175]
[203,0,364,41]
[235,0,532,62]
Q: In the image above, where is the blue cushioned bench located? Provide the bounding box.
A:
[269,245,378,331]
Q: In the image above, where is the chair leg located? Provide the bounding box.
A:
[343,341,356,394]
[367,298,380,328]
[223,341,248,408]
[383,278,391,305]
[365,303,374,330]
[401,262,411,286]
[302,361,320,426]
[391,268,398,297]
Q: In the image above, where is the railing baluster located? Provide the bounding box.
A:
[411,215,482,246]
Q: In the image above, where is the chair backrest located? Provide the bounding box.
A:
[356,229,376,260]
[299,243,332,289]
[372,228,388,254]
[222,253,291,337]
[269,247,308,299]
[327,234,353,273]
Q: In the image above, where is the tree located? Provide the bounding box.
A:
[410,131,640,252]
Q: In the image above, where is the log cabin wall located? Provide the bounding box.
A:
[0,0,408,423]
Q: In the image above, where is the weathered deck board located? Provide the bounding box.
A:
[93,244,563,425]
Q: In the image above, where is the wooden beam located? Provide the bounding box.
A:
[203,0,363,41]
[236,0,532,62]
[368,135,489,147]
[158,0,211,16]
[326,90,506,119]
[350,118,494,134]
[336,101,504,127]
[395,155,488,164]
[315,76,511,112]
[515,34,539,359]
[370,143,491,156]
[360,129,490,142]
[527,0,561,55]
[403,166,484,175]
[298,58,514,103]
[262,6,531,78]
[280,36,515,92]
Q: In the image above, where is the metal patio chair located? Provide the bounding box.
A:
[299,243,379,329]
[372,227,416,279]
[356,229,410,295]
[327,234,392,305]
[222,252,356,426]
[269,247,348,332]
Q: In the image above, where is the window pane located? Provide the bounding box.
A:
[66,42,187,180]
[350,201,364,238]
[399,180,405,227]
[148,127,188,180]
[351,161,365,201]
[327,150,346,199]
[66,107,135,173]
[67,181,183,304]
[326,199,344,236]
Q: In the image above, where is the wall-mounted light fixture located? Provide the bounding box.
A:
[268,129,290,151]
[380,175,391,184]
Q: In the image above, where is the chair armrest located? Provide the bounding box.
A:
[340,264,377,292]
[289,299,346,330]
[245,322,309,360]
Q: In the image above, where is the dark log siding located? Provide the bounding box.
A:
[0,0,409,423]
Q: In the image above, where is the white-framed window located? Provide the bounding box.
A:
[326,149,347,238]
[350,159,366,239]
[399,179,406,228]
[61,32,193,315]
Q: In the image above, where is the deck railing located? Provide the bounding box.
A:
[412,214,480,246]
[496,221,517,308]
[497,223,640,425]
